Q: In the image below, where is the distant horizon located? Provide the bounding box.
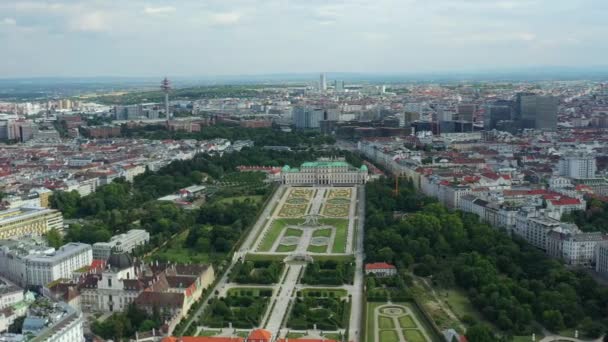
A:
[2,65,608,83]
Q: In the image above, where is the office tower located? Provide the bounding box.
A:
[293,106,324,129]
[516,93,558,130]
[335,80,345,92]
[535,96,558,130]
[485,101,513,129]
[514,92,536,120]
[457,103,476,122]
[319,73,327,91]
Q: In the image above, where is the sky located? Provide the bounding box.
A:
[0,0,607,78]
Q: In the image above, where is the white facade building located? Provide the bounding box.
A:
[596,242,608,276]
[558,153,597,179]
[92,229,150,260]
[0,241,92,287]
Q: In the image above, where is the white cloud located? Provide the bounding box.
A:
[1,18,17,25]
[210,12,241,25]
[14,1,65,12]
[144,6,176,15]
[69,11,108,32]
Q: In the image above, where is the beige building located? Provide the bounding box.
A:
[0,207,63,240]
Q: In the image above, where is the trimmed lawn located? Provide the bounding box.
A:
[313,228,332,237]
[151,230,212,264]
[301,288,348,298]
[226,288,273,297]
[398,315,417,329]
[319,218,349,253]
[379,330,399,342]
[198,330,220,337]
[403,330,427,342]
[307,244,328,253]
[442,288,486,324]
[257,218,302,252]
[286,333,306,339]
[323,333,342,340]
[217,195,263,205]
[379,316,394,329]
[285,228,303,237]
[277,244,297,253]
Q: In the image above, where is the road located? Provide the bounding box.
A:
[349,185,365,342]
[264,264,304,335]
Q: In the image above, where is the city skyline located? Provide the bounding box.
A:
[1,0,608,77]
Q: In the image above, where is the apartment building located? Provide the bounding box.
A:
[0,207,63,240]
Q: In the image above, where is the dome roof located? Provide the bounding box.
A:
[107,252,133,270]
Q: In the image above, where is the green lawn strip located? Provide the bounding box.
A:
[257,218,302,252]
[403,329,427,342]
[307,244,328,253]
[285,228,303,237]
[236,331,250,338]
[286,333,306,338]
[441,288,487,326]
[217,195,263,205]
[319,218,349,253]
[312,254,355,262]
[300,288,348,298]
[150,230,212,263]
[198,330,221,336]
[226,287,273,297]
[398,315,417,329]
[379,316,395,329]
[379,330,399,342]
[277,244,297,252]
[245,253,286,262]
[403,302,442,342]
[313,228,332,237]
[323,333,342,340]
[366,302,381,342]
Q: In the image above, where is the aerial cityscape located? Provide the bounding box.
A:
[2,1,608,342]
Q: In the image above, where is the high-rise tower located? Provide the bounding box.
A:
[319,73,327,92]
[161,77,171,119]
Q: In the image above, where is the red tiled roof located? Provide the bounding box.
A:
[550,198,581,206]
[366,262,396,270]
[248,329,272,341]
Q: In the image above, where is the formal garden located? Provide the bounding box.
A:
[200,288,273,328]
[257,218,303,252]
[301,260,355,285]
[366,303,433,342]
[322,188,352,218]
[277,188,314,218]
[229,260,284,284]
[287,294,350,331]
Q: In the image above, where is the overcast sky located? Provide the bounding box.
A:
[0,0,607,78]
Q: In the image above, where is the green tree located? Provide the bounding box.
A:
[466,323,495,342]
[45,228,63,248]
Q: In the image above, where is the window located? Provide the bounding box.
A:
[108,277,112,287]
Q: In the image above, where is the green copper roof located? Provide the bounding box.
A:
[301,161,349,168]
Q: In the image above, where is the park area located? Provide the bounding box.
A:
[200,288,273,329]
[366,303,434,342]
[253,186,356,255]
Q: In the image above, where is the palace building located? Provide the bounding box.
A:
[280,158,368,185]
